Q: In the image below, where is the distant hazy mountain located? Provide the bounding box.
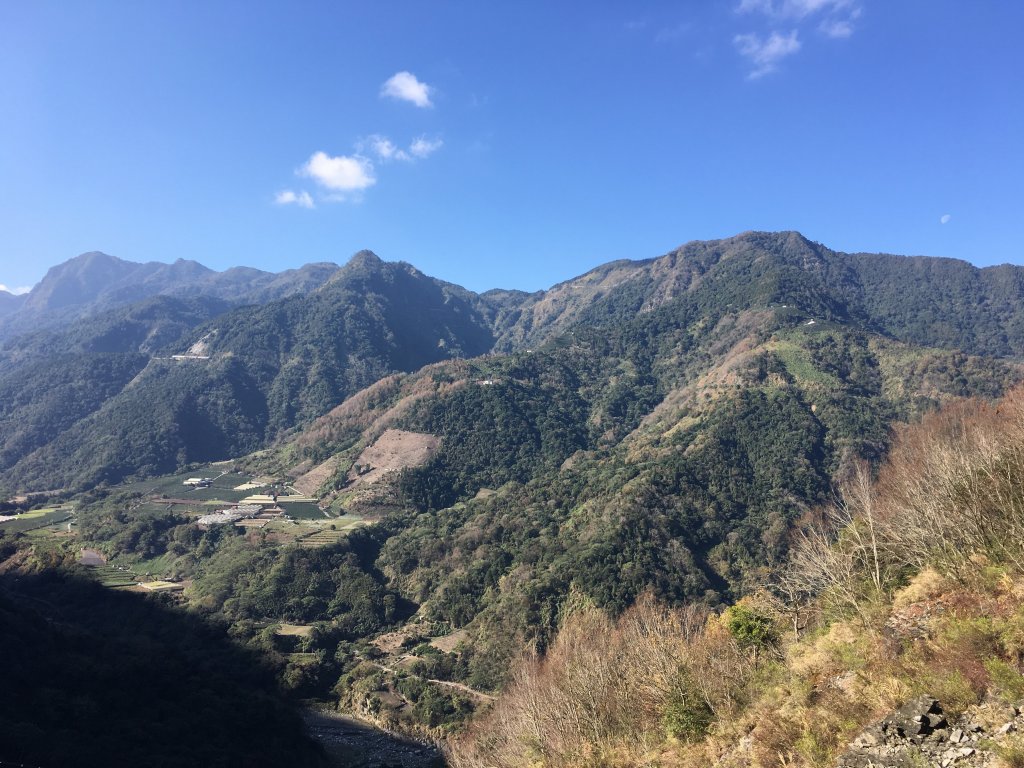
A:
[0,289,26,318]
[0,251,341,339]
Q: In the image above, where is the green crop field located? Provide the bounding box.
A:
[121,468,259,502]
[87,564,139,588]
[127,553,176,578]
[296,517,365,547]
[279,502,325,520]
[773,342,841,386]
[0,507,74,533]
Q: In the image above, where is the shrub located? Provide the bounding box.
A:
[986,658,1024,702]
[663,669,714,741]
[725,603,778,653]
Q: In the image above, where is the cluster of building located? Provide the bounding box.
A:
[196,503,289,528]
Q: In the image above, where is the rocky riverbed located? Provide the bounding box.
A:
[304,708,445,768]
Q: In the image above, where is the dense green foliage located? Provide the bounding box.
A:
[0,352,149,472]
[194,535,408,637]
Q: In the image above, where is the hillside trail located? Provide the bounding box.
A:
[368,658,496,702]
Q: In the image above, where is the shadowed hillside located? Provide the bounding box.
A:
[0,562,329,768]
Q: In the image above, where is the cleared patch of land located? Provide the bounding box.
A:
[138,580,184,592]
[80,548,106,566]
[348,429,440,487]
[430,629,469,654]
[292,456,341,497]
[276,623,314,637]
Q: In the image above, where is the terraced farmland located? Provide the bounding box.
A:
[87,564,139,588]
[298,529,349,547]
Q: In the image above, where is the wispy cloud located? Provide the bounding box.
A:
[381,71,434,108]
[409,136,443,159]
[300,151,376,194]
[360,134,444,163]
[733,0,860,76]
[734,30,801,78]
[0,283,31,295]
[738,0,855,19]
[364,135,410,162]
[940,214,952,225]
[275,190,314,209]
[819,17,854,37]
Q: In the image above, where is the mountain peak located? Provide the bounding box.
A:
[347,250,384,268]
[70,250,125,267]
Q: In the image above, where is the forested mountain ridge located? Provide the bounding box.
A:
[0,252,496,492]
[249,252,1022,691]
[4,231,1024,497]
[484,231,1024,356]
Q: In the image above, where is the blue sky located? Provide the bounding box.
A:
[1,1,1021,294]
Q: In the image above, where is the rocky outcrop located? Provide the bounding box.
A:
[839,695,1023,768]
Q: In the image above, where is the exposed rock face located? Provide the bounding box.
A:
[838,695,1024,768]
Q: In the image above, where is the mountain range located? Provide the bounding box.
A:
[0,250,342,340]
[5,230,1024,760]
[2,231,1024,496]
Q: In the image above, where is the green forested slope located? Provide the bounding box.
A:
[9,231,1024,741]
[0,252,496,492]
[5,231,1024,500]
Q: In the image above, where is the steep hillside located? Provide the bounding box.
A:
[0,289,25,318]
[6,231,1024,503]
[451,385,1024,768]
[0,296,238,483]
[0,564,329,768]
[486,231,1024,358]
[12,231,1024,747]
[246,260,1021,698]
[0,252,495,492]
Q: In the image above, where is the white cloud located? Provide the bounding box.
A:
[0,283,31,295]
[940,214,952,225]
[409,136,444,159]
[274,189,315,209]
[737,0,775,13]
[739,0,862,39]
[381,71,434,108]
[367,135,407,161]
[360,134,443,162]
[734,30,801,78]
[283,134,440,205]
[300,151,376,192]
[362,135,414,162]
